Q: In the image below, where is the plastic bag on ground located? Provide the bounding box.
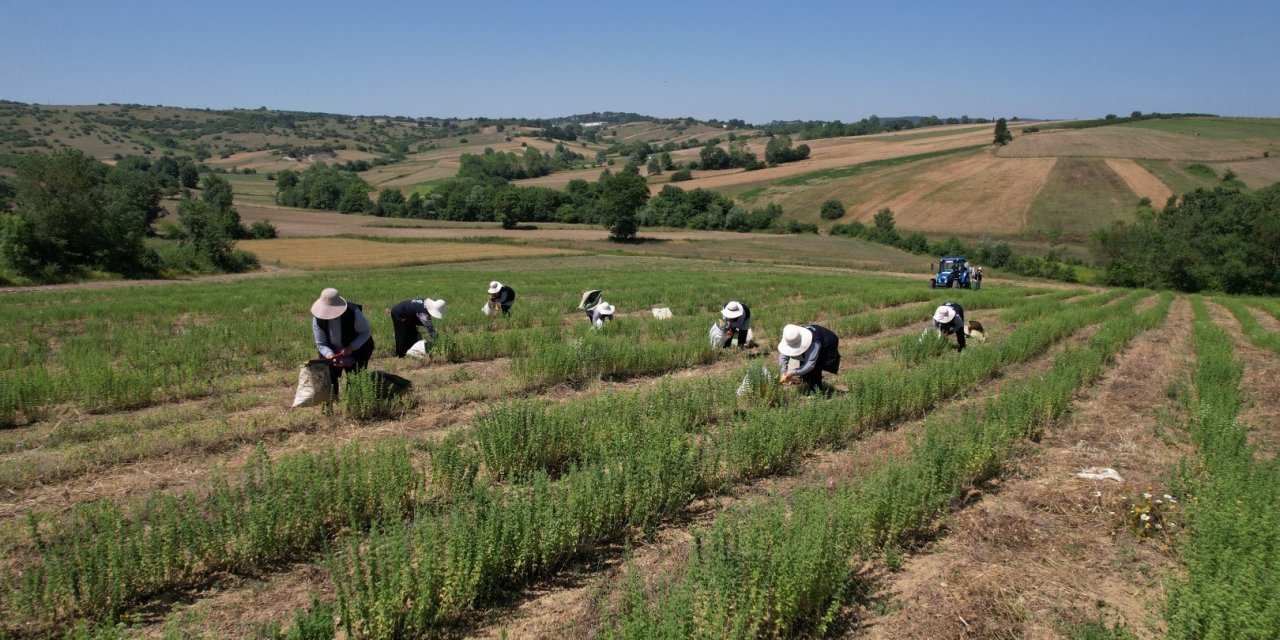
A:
[1075,467,1124,482]
[737,365,772,397]
[652,307,673,319]
[292,359,333,408]
[709,322,725,348]
[482,302,492,316]
[406,339,432,359]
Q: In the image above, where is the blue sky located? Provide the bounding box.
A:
[1,0,1277,122]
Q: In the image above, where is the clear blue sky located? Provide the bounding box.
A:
[2,0,1276,122]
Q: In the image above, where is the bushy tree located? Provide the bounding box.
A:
[765,134,811,164]
[993,118,1012,146]
[820,199,845,220]
[599,170,649,241]
[870,208,901,245]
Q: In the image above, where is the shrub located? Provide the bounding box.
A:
[819,199,845,220]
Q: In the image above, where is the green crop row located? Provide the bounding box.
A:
[1163,297,1280,639]
[1214,297,1280,355]
[598,294,1173,639]
[0,285,1079,634]
[319,292,1145,638]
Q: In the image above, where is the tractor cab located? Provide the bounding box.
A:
[930,256,972,289]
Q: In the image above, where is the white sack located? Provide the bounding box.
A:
[406,339,432,359]
[652,307,674,319]
[481,302,493,316]
[292,360,333,408]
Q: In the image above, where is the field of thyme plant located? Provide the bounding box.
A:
[0,255,1275,639]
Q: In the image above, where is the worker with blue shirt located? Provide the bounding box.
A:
[933,302,967,351]
[487,281,516,315]
[390,297,447,357]
[720,301,751,348]
[311,288,375,389]
[777,323,841,394]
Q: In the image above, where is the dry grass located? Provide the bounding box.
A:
[1105,158,1173,208]
[238,238,581,269]
[998,126,1267,161]
[1208,155,1280,189]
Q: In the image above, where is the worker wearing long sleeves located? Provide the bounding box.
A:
[777,323,841,393]
[585,301,615,327]
[311,288,375,388]
[933,302,966,351]
[720,301,751,348]
[390,297,446,357]
[487,281,516,315]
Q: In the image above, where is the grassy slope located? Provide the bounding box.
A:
[1027,157,1137,239]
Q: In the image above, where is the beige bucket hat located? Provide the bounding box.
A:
[424,298,447,319]
[311,288,348,320]
[933,305,956,324]
[778,324,813,357]
[722,301,745,319]
[488,281,504,294]
[596,302,615,316]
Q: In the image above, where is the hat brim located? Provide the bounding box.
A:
[312,298,347,320]
[721,306,744,319]
[488,284,503,294]
[425,299,446,319]
[597,304,615,315]
[777,326,813,357]
[933,308,955,324]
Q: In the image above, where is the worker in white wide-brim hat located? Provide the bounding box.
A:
[932,302,967,351]
[486,280,516,316]
[588,301,615,327]
[390,297,447,357]
[311,287,375,389]
[719,301,752,348]
[777,323,841,394]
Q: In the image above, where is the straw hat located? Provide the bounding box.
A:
[311,288,348,320]
[424,298,447,319]
[722,301,745,319]
[933,305,956,324]
[488,281,504,294]
[778,324,813,357]
[596,302,615,316]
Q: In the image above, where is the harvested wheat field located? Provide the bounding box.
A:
[238,238,581,269]
[1105,158,1173,206]
[1208,155,1280,188]
[998,126,1266,161]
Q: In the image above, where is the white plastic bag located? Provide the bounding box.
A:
[292,360,332,408]
[406,339,432,359]
[481,302,492,316]
[652,307,673,319]
[709,322,725,347]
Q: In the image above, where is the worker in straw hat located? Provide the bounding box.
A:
[311,287,375,388]
[587,301,615,327]
[777,323,841,394]
[932,302,967,351]
[719,301,752,348]
[390,297,447,357]
[486,280,516,316]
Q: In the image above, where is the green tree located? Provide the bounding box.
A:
[176,196,248,271]
[598,170,649,241]
[993,118,1012,146]
[871,208,901,245]
[820,199,845,220]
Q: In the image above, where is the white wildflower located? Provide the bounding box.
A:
[1143,492,1153,499]
[1140,513,1151,521]
[1092,491,1102,498]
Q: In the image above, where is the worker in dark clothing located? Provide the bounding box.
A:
[933,302,967,351]
[586,301,615,327]
[720,301,751,348]
[487,281,516,315]
[311,288,375,389]
[390,297,447,357]
[777,323,841,394]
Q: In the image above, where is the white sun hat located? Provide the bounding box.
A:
[596,302,615,316]
[722,301,745,319]
[425,298,447,319]
[933,305,956,324]
[311,288,348,320]
[488,281,504,294]
[777,324,813,357]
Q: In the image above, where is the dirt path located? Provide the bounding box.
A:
[0,265,301,296]
[849,297,1191,639]
[1205,301,1280,458]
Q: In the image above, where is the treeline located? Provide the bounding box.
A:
[457,144,585,180]
[762,114,991,141]
[0,150,266,282]
[1048,111,1217,131]
[1093,184,1280,294]
[830,208,1080,282]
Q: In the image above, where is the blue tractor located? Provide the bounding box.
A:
[930,256,973,289]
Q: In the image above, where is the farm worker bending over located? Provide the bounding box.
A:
[487,281,516,315]
[720,301,751,348]
[311,288,375,388]
[933,302,967,352]
[390,297,446,357]
[777,323,841,393]
[587,301,615,327]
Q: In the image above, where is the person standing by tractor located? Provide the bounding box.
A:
[486,281,516,316]
[390,297,447,357]
[933,302,967,352]
[974,267,983,290]
[777,323,841,394]
[720,301,751,348]
[311,288,375,389]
